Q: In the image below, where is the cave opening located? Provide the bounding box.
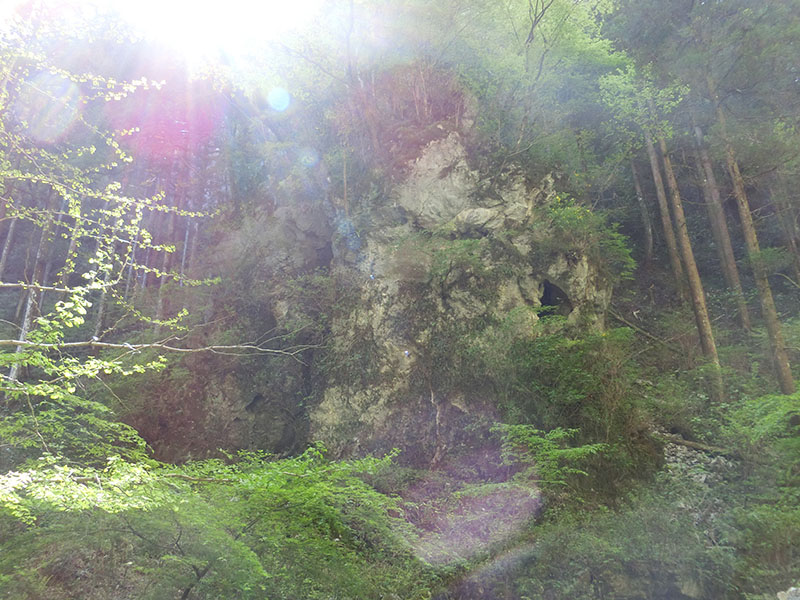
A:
[539,280,573,316]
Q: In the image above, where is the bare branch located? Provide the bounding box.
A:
[0,281,79,293]
[524,0,555,46]
[0,338,320,359]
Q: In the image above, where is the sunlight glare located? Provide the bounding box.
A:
[114,0,324,60]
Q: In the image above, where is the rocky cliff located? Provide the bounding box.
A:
[309,132,613,463]
[124,130,615,464]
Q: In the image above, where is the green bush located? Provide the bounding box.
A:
[533,194,635,281]
[493,424,608,495]
[0,446,440,599]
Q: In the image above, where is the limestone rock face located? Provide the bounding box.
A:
[395,132,477,228]
[309,133,614,462]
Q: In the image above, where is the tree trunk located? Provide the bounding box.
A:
[658,137,724,401]
[138,208,157,291]
[778,218,800,285]
[0,169,23,279]
[9,217,52,382]
[630,158,654,266]
[643,128,686,299]
[93,269,109,339]
[771,181,800,285]
[123,225,140,301]
[14,242,33,323]
[707,75,794,394]
[728,150,794,393]
[179,216,190,286]
[38,196,69,309]
[154,210,176,336]
[186,220,200,281]
[0,218,17,280]
[88,215,113,339]
[693,125,751,330]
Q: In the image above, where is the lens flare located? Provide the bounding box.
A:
[267,87,291,112]
[403,449,542,564]
[298,147,319,167]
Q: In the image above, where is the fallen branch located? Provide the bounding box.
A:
[652,432,735,457]
[774,272,799,289]
[608,308,680,352]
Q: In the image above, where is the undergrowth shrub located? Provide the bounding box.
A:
[493,424,608,499]
[0,446,440,600]
[507,475,736,600]
[720,392,800,593]
[464,321,656,497]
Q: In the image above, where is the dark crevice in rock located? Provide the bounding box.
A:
[540,279,573,316]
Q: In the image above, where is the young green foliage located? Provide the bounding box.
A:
[494,424,608,493]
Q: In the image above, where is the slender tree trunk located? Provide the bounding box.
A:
[631,158,654,266]
[9,217,52,382]
[771,182,800,285]
[0,171,23,279]
[708,77,794,393]
[138,208,157,291]
[778,218,800,285]
[89,215,112,339]
[124,225,140,301]
[658,137,724,401]
[154,210,176,336]
[728,149,794,393]
[692,152,726,257]
[93,270,109,339]
[0,163,19,252]
[693,125,751,330]
[14,243,33,323]
[186,220,199,280]
[38,196,69,309]
[57,217,81,293]
[179,216,190,286]
[0,218,17,280]
[342,150,349,217]
[139,244,152,291]
[643,128,686,299]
